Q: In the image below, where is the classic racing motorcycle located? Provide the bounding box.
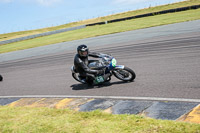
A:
[71,54,136,85]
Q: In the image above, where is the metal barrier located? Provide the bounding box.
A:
[0,25,86,45]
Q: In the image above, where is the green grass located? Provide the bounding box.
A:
[1,8,200,54]
[0,106,199,133]
[0,0,200,42]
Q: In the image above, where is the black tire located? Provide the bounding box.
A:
[72,73,86,84]
[0,74,3,81]
[113,67,136,82]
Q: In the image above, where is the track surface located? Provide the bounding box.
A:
[0,21,200,99]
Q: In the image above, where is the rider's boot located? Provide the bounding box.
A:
[103,73,111,81]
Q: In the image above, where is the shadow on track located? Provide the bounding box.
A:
[71,81,133,90]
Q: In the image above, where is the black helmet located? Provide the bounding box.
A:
[77,44,89,57]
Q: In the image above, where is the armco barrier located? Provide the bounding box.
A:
[0,25,86,45]
[1,5,200,45]
[85,21,106,26]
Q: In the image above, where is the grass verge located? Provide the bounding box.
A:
[0,0,200,41]
[0,8,200,54]
[0,106,199,133]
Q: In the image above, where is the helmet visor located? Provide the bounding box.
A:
[79,51,88,57]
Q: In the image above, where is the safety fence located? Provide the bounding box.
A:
[0,25,86,45]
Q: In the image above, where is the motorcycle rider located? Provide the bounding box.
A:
[74,44,110,84]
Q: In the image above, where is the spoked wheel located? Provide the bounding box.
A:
[113,67,136,82]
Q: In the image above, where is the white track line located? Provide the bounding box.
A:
[0,95,200,103]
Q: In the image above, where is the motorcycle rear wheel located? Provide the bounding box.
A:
[113,67,136,82]
[72,73,86,84]
[0,74,3,81]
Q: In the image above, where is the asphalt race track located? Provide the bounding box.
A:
[0,20,200,100]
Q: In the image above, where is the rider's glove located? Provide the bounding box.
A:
[99,53,111,58]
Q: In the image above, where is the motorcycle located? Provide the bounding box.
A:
[71,54,136,85]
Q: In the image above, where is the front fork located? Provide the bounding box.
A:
[112,65,129,77]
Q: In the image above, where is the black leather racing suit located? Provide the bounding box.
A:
[74,52,102,79]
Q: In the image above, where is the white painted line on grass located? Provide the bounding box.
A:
[0,95,200,103]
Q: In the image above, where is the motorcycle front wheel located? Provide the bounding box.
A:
[113,67,136,82]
